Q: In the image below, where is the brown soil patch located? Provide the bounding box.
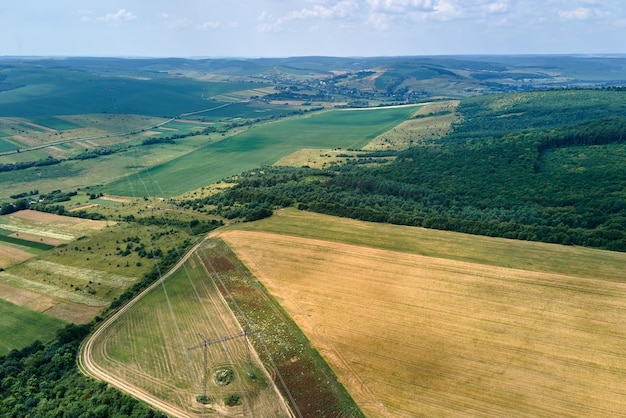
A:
[8,232,68,246]
[0,277,101,323]
[69,204,100,212]
[0,243,35,267]
[43,302,101,324]
[100,196,132,203]
[223,230,626,417]
[13,209,85,223]
[0,282,56,312]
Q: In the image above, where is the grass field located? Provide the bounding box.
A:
[0,137,17,152]
[0,131,217,200]
[0,298,67,356]
[30,116,82,130]
[0,210,151,324]
[102,106,419,197]
[217,209,626,417]
[88,245,291,417]
[363,101,460,150]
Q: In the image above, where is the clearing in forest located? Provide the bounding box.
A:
[219,209,626,417]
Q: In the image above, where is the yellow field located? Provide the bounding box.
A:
[220,210,626,417]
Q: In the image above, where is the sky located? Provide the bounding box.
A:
[1,0,625,58]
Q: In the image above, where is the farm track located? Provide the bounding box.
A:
[78,237,206,418]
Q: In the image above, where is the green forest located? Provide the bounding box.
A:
[0,325,165,418]
[183,88,626,251]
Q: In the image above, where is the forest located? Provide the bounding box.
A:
[0,324,165,418]
[183,89,626,251]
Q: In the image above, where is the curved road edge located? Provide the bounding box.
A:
[78,236,210,418]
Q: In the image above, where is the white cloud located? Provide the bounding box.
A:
[258,1,360,32]
[197,21,222,31]
[99,9,137,25]
[367,0,436,14]
[486,1,510,14]
[559,7,594,20]
[288,1,355,20]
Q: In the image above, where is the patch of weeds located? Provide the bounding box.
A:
[214,368,234,386]
[225,394,241,407]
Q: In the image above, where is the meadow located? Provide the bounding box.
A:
[0,298,67,356]
[218,209,626,417]
[101,105,419,197]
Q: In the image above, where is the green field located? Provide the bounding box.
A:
[0,299,67,355]
[87,246,291,416]
[0,133,221,200]
[193,101,309,121]
[101,106,419,197]
[30,116,82,130]
[0,138,16,152]
[0,65,265,117]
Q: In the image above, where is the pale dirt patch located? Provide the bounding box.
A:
[222,230,626,417]
[0,243,35,268]
[0,281,55,312]
[69,204,100,212]
[274,148,354,168]
[0,280,100,323]
[5,210,114,240]
[340,103,426,111]
[100,196,132,203]
[43,302,101,324]
[8,232,67,246]
[141,131,160,136]
[12,209,93,224]
[13,135,38,147]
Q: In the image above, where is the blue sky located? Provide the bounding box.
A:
[2,0,625,57]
